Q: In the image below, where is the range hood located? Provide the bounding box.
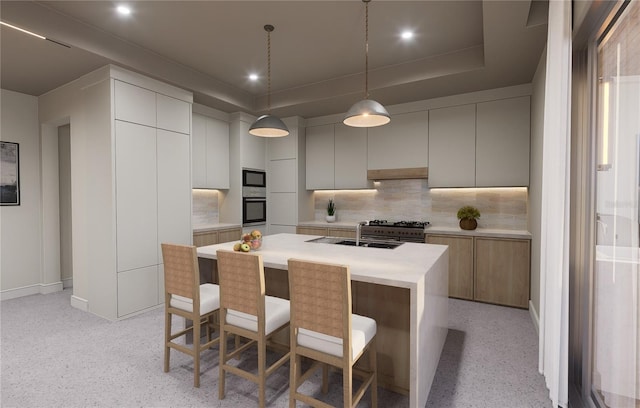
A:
[367,167,428,180]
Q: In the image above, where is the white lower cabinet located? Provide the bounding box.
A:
[117,265,159,316]
[115,121,158,272]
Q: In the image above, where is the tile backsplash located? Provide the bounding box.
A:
[192,189,219,226]
[313,180,528,230]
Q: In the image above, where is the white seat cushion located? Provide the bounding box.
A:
[298,314,376,359]
[226,296,290,335]
[170,283,220,315]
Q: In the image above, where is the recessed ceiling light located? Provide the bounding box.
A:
[117,5,132,16]
[401,30,414,40]
[249,73,259,81]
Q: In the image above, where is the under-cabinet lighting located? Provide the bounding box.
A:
[0,21,46,40]
[313,189,378,195]
[429,187,527,194]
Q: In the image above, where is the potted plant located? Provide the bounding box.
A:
[457,205,480,230]
[326,199,336,222]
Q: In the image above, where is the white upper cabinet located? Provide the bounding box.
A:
[192,113,230,189]
[334,124,371,189]
[475,96,530,187]
[306,124,335,189]
[156,93,190,134]
[367,111,428,170]
[428,104,476,188]
[114,80,156,127]
[241,121,266,170]
[268,131,297,160]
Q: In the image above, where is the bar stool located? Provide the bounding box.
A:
[161,243,220,388]
[287,258,377,408]
[216,249,291,407]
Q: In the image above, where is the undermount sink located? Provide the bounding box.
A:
[306,236,403,249]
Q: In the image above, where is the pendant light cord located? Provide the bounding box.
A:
[267,26,272,113]
[365,0,369,99]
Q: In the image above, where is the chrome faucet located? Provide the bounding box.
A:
[356,221,367,246]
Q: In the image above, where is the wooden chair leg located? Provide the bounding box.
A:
[219,327,226,399]
[164,310,171,373]
[344,364,353,408]
[258,339,266,408]
[370,339,377,408]
[289,350,297,408]
[193,314,201,388]
[322,363,329,394]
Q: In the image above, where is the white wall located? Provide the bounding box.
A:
[529,46,547,326]
[0,89,43,298]
[58,125,73,287]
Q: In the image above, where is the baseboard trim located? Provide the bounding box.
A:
[62,277,73,289]
[40,281,63,294]
[529,300,540,336]
[70,295,88,312]
[1,282,63,301]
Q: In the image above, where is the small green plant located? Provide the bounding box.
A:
[457,205,480,220]
[327,199,336,216]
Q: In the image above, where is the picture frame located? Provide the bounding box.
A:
[1,141,20,206]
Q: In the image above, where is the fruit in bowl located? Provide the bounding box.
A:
[234,230,262,251]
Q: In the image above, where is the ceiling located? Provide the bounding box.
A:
[0,1,548,119]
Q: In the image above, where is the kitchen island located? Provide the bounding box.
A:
[197,233,448,408]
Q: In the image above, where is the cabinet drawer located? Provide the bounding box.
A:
[193,231,218,247]
[296,226,328,236]
[328,228,356,238]
[218,228,241,244]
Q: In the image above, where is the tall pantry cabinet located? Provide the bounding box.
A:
[73,66,192,320]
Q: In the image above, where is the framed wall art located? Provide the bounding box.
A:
[1,141,20,206]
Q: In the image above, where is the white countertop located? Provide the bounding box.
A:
[193,223,242,233]
[425,226,531,239]
[197,233,448,289]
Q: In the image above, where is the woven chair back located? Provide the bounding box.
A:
[288,259,350,340]
[216,250,264,316]
[161,243,199,300]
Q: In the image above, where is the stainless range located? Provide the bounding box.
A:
[360,220,429,243]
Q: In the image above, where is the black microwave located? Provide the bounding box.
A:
[242,169,266,188]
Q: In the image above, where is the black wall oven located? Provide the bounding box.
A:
[242,168,266,188]
[242,195,266,226]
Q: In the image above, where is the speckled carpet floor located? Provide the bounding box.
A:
[1,289,550,407]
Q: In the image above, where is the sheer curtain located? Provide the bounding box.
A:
[538,1,571,407]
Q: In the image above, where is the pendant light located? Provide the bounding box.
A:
[249,24,290,137]
[343,0,390,128]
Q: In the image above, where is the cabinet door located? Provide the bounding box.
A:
[241,121,266,170]
[296,226,328,236]
[193,231,218,247]
[270,192,297,225]
[206,117,230,189]
[328,228,356,238]
[306,124,335,189]
[268,127,297,160]
[115,121,158,272]
[157,129,192,264]
[476,96,530,187]
[368,111,428,170]
[426,234,474,300]
[334,124,371,189]
[474,237,530,308]
[192,113,207,188]
[218,228,241,244]
[270,159,296,193]
[114,81,156,127]
[428,104,476,188]
[117,265,159,317]
[156,93,190,134]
